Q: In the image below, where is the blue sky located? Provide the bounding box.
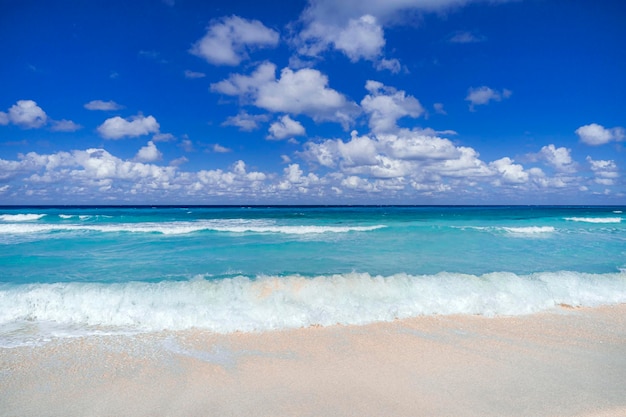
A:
[1,0,625,205]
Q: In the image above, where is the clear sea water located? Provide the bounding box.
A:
[1,205,625,347]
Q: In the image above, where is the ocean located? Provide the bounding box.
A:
[1,205,625,347]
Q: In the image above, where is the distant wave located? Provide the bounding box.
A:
[1,270,625,346]
[0,220,386,236]
[502,226,555,234]
[453,225,555,236]
[565,217,622,224]
[0,214,46,222]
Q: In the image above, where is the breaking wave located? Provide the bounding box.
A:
[1,271,625,346]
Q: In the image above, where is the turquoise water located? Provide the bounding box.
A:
[1,206,626,346]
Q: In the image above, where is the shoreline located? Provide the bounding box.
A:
[2,305,626,417]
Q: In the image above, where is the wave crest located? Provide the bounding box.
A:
[1,271,625,346]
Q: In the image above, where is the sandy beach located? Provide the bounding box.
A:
[2,304,625,417]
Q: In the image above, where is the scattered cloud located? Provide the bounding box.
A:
[293,0,503,71]
[575,123,625,146]
[135,141,162,162]
[222,111,270,131]
[537,144,576,173]
[50,119,82,132]
[212,143,232,153]
[586,156,618,185]
[212,62,360,128]
[97,114,160,139]
[152,133,175,142]
[465,86,512,111]
[267,115,306,140]
[361,80,424,133]
[190,15,279,66]
[332,15,385,62]
[1,100,48,128]
[374,58,402,73]
[84,100,123,111]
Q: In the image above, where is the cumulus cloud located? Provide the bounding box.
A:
[212,144,232,153]
[294,0,505,71]
[267,115,306,140]
[586,156,618,185]
[84,100,123,111]
[50,119,82,132]
[374,58,402,73]
[152,133,175,142]
[97,114,160,140]
[135,141,162,162]
[1,100,48,128]
[333,15,385,61]
[300,128,485,183]
[222,111,269,131]
[296,12,398,72]
[212,62,360,128]
[575,123,625,146]
[190,15,279,66]
[465,86,512,111]
[489,157,529,184]
[361,80,424,133]
[538,144,577,173]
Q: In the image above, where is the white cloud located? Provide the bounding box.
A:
[296,13,395,71]
[489,157,529,184]
[222,111,269,131]
[375,58,402,73]
[2,100,48,128]
[84,100,123,111]
[212,144,232,153]
[50,119,82,132]
[190,15,279,66]
[267,115,306,140]
[294,0,506,70]
[299,0,484,26]
[361,80,424,133]
[212,62,360,127]
[152,133,175,142]
[211,61,276,97]
[334,15,385,62]
[97,114,160,140]
[465,86,512,111]
[184,70,206,79]
[538,144,576,173]
[575,123,625,146]
[586,156,618,185]
[135,141,162,163]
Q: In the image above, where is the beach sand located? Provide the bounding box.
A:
[2,305,625,417]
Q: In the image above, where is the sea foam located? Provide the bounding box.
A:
[0,214,46,222]
[0,220,385,235]
[1,271,625,346]
[565,217,622,224]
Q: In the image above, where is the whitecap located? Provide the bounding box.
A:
[0,214,46,222]
[565,217,622,224]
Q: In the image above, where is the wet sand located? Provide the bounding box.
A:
[2,305,626,417]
